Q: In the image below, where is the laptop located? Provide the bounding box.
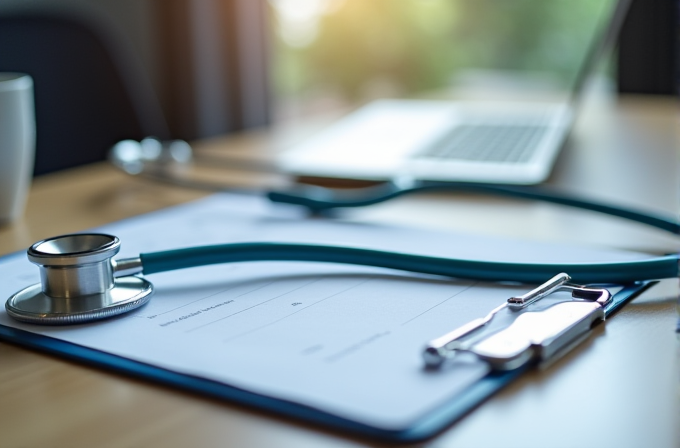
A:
[278,0,630,185]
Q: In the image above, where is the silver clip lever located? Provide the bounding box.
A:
[423,273,611,370]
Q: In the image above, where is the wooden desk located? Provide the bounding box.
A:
[0,93,678,448]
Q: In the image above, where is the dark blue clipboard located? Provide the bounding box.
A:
[0,281,652,442]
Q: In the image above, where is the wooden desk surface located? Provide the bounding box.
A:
[0,93,678,448]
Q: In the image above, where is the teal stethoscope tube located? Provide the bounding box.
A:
[8,182,680,326]
[140,242,680,285]
[10,181,679,326]
[140,181,680,285]
[268,181,680,234]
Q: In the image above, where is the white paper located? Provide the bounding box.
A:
[0,194,650,429]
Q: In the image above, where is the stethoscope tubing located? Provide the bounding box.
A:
[268,181,680,235]
[141,181,680,285]
[140,242,680,284]
[9,180,680,325]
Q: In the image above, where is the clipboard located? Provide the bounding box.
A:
[0,194,654,442]
[0,283,649,442]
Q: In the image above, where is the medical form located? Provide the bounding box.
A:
[0,194,650,431]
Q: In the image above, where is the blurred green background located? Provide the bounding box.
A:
[268,0,614,122]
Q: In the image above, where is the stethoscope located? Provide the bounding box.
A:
[4,140,679,326]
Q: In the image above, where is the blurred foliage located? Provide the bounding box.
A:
[269,0,613,104]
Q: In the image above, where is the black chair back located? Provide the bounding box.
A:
[0,14,168,175]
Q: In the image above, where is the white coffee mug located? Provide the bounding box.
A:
[0,73,35,224]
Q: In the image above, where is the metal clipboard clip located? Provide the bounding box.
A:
[423,273,612,371]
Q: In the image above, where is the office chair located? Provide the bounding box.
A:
[0,13,169,175]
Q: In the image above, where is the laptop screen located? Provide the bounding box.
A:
[269,0,626,122]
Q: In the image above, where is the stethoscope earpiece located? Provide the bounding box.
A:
[5,234,152,325]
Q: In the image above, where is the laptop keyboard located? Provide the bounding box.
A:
[418,124,548,163]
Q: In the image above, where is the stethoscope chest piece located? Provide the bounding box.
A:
[5,234,153,325]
